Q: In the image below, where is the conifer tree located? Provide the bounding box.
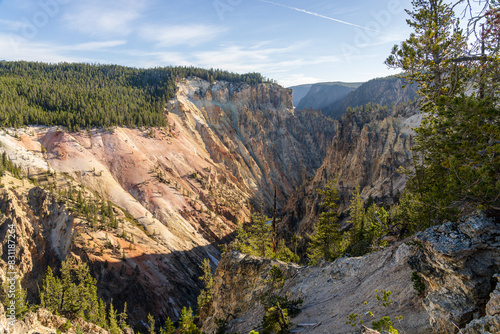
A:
[98,299,108,329]
[348,184,366,245]
[234,213,272,257]
[307,180,341,264]
[179,307,201,334]
[147,313,155,334]
[160,317,176,334]
[40,266,62,313]
[108,303,120,334]
[365,203,384,244]
[197,258,213,310]
[118,302,129,329]
[386,0,500,221]
[248,213,272,257]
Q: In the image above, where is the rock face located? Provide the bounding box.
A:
[288,83,313,106]
[202,214,500,334]
[201,247,431,334]
[409,213,500,333]
[0,77,335,324]
[280,100,421,240]
[463,274,500,333]
[0,304,111,334]
[0,176,73,300]
[172,78,336,207]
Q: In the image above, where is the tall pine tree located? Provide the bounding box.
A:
[307,180,342,264]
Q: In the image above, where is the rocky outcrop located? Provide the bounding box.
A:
[201,246,431,334]
[172,78,336,208]
[0,304,114,334]
[0,176,73,299]
[409,213,500,333]
[203,214,499,334]
[280,100,421,241]
[463,274,500,333]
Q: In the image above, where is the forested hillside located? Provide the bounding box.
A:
[0,62,266,131]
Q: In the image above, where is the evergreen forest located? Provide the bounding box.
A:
[0,62,267,131]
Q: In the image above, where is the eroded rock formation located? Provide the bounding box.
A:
[202,214,499,334]
[280,100,421,242]
[0,77,335,325]
[410,213,500,333]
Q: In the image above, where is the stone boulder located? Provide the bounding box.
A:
[409,213,500,333]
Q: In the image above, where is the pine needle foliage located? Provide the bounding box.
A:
[307,180,342,264]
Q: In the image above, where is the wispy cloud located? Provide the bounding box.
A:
[0,33,90,63]
[140,25,226,47]
[127,42,340,80]
[62,0,147,36]
[0,19,25,32]
[258,0,383,34]
[66,40,127,51]
[279,74,325,88]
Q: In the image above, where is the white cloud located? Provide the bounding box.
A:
[191,43,340,74]
[66,40,127,51]
[140,25,227,47]
[62,0,147,36]
[0,33,89,63]
[0,19,25,32]
[279,74,325,87]
[122,42,341,85]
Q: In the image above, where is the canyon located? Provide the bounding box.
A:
[0,77,337,328]
[2,75,493,334]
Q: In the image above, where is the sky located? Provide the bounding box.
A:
[0,0,416,87]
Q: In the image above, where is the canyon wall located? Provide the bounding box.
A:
[0,77,334,324]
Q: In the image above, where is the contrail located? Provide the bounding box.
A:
[258,0,382,34]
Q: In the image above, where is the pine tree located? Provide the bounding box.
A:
[98,299,108,329]
[275,239,300,263]
[233,213,272,257]
[108,303,120,334]
[118,302,129,329]
[179,307,201,334]
[161,317,176,334]
[40,266,62,313]
[348,184,366,246]
[385,0,468,101]
[307,180,341,264]
[248,213,272,257]
[197,258,213,310]
[147,313,155,334]
[12,281,29,319]
[386,1,500,221]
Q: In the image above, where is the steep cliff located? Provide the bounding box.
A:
[172,78,335,208]
[0,77,335,325]
[289,84,313,107]
[280,100,422,239]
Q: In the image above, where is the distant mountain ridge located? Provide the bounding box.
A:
[289,81,362,111]
[289,83,313,106]
[290,76,418,119]
[326,76,419,119]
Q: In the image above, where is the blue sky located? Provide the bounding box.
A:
[0,0,415,86]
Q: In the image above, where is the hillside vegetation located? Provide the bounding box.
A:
[0,62,266,131]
